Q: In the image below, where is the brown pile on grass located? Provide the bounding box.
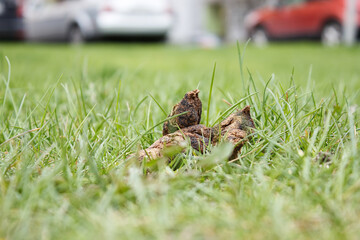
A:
[135,90,255,160]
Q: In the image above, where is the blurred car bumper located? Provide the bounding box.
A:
[0,18,24,39]
[96,12,172,35]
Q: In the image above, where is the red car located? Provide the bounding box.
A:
[245,0,360,45]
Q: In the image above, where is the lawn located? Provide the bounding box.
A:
[0,42,359,239]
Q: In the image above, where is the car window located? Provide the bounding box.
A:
[278,0,306,7]
[44,0,64,3]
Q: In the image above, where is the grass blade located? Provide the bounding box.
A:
[211,92,258,127]
[206,62,216,126]
[149,93,167,117]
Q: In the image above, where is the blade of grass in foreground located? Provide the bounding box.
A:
[110,111,189,167]
[237,40,251,94]
[2,56,16,114]
[206,63,216,127]
[149,93,167,117]
[211,92,258,127]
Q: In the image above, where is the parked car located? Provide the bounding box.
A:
[0,0,24,40]
[245,0,360,46]
[24,0,173,43]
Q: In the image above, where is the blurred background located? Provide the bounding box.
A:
[0,0,359,46]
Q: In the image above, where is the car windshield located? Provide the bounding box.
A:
[277,0,305,7]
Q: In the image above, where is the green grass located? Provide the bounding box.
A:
[0,42,359,240]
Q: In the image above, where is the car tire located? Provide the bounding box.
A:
[321,22,342,46]
[154,34,167,42]
[68,25,85,45]
[251,27,268,47]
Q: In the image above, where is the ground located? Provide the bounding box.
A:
[0,42,359,239]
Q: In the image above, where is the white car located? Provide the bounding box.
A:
[24,0,173,42]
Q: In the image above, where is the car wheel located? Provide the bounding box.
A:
[251,27,268,47]
[68,25,84,44]
[153,34,167,42]
[321,22,342,46]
